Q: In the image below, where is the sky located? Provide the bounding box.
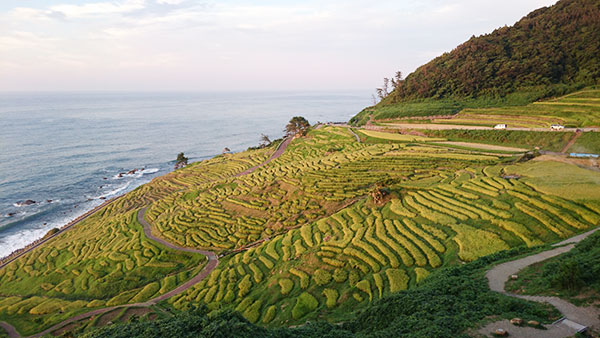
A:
[0,0,558,92]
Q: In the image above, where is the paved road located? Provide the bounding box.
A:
[378,123,599,132]
[1,137,294,338]
[480,227,600,337]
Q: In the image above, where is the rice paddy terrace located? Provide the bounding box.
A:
[1,126,600,336]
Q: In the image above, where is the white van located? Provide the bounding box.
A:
[550,124,564,131]
[494,124,507,130]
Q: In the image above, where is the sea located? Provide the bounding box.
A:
[0,91,370,258]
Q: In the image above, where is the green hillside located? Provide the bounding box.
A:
[351,0,600,125]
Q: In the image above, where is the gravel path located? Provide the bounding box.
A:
[479,227,600,337]
[1,138,293,338]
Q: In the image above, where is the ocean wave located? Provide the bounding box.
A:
[112,167,159,179]
[99,181,133,199]
[142,168,159,174]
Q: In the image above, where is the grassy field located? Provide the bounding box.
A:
[356,129,445,142]
[441,88,600,127]
[349,87,561,126]
[1,126,600,335]
[355,88,600,128]
[569,131,600,154]
[420,130,574,152]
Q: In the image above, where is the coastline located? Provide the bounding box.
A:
[0,195,124,269]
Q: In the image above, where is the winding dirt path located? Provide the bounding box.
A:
[1,138,294,338]
[0,322,18,338]
[235,137,291,177]
[479,227,600,337]
[561,130,582,153]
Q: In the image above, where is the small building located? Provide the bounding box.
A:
[551,124,565,131]
[494,124,507,130]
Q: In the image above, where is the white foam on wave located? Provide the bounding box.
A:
[97,181,131,199]
[142,168,159,174]
[112,167,159,180]
[0,228,49,258]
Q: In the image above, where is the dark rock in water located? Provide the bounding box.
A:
[15,200,37,206]
[103,177,107,180]
[99,197,106,200]
[43,223,47,225]
[127,168,138,175]
[117,173,124,178]
[47,199,53,203]
[87,198,93,201]
[8,213,15,217]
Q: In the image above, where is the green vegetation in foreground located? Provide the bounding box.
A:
[2,126,600,336]
[420,130,574,152]
[506,230,600,307]
[82,247,559,338]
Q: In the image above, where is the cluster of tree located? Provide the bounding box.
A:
[82,246,553,338]
[381,0,599,105]
[373,72,404,104]
[285,116,311,137]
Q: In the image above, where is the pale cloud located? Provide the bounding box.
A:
[156,0,187,4]
[50,0,146,19]
[0,0,559,91]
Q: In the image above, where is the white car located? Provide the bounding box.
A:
[550,124,565,131]
[494,124,507,130]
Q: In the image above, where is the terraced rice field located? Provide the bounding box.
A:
[434,88,600,127]
[0,147,274,335]
[1,125,599,334]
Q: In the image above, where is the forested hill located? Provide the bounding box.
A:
[380,0,599,105]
